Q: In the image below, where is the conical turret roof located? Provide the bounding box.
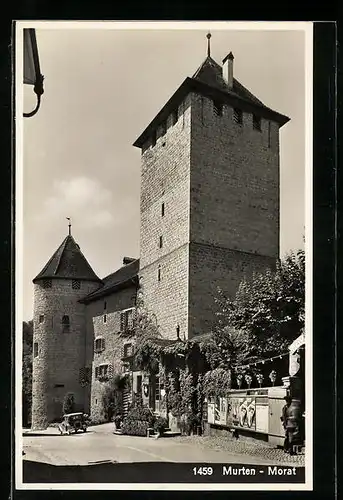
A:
[33,235,102,283]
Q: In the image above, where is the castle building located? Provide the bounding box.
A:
[31,42,289,428]
[134,47,289,339]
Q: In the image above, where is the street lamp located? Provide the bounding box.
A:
[23,28,44,118]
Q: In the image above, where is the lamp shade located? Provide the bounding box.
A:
[23,28,44,117]
[23,29,42,86]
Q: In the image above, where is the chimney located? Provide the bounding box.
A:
[222,52,234,89]
[123,257,135,265]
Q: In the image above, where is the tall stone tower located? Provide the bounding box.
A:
[31,232,102,429]
[134,44,290,339]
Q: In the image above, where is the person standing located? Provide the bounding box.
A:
[281,395,295,454]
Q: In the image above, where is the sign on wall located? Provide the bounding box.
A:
[208,403,215,424]
[227,396,257,431]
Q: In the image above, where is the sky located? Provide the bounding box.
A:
[20,23,309,320]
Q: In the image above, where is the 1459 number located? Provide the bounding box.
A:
[193,467,213,475]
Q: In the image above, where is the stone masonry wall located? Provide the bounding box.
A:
[187,92,280,337]
[86,284,136,422]
[139,96,191,339]
[190,92,280,258]
[31,278,99,429]
[188,243,277,337]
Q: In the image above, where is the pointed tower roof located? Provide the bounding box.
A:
[133,40,290,148]
[33,235,102,284]
[191,55,266,107]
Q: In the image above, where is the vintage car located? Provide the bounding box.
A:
[58,412,88,435]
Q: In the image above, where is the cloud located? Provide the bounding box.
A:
[37,176,114,229]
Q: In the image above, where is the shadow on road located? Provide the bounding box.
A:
[23,432,93,437]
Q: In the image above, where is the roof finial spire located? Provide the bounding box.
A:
[66,217,71,236]
[206,32,212,57]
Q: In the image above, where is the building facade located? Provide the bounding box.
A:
[30,50,289,428]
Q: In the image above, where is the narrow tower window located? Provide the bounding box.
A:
[161,202,165,217]
[159,236,163,248]
[213,101,223,116]
[253,114,261,131]
[72,279,81,290]
[158,265,161,282]
[233,108,243,125]
[33,342,38,358]
[39,314,44,324]
[103,314,107,324]
[62,315,70,333]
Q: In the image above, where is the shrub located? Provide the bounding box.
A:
[121,419,151,436]
[121,398,156,436]
[154,416,169,435]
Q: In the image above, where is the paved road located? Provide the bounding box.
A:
[23,423,294,467]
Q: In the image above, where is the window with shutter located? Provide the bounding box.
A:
[123,343,133,358]
[94,337,105,353]
[253,114,261,131]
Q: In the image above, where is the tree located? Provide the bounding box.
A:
[214,249,305,360]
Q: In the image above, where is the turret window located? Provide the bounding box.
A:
[253,114,261,131]
[39,314,44,324]
[103,314,107,324]
[233,108,243,125]
[62,315,70,333]
[72,279,81,290]
[42,279,52,289]
[161,202,165,217]
[158,265,161,282]
[159,235,163,248]
[33,342,38,358]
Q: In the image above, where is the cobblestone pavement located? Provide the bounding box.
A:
[170,435,305,466]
